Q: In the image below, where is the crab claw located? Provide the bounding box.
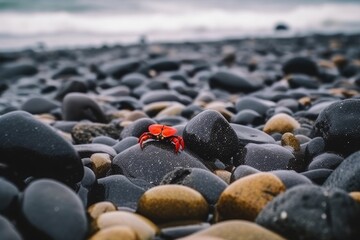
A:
[170,136,185,153]
[138,132,153,149]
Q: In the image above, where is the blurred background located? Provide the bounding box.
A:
[0,0,360,50]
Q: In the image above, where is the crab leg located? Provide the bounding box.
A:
[170,136,185,153]
[138,133,152,149]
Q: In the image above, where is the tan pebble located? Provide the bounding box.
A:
[34,114,56,125]
[107,110,131,121]
[88,201,117,221]
[318,60,336,69]
[214,170,231,184]
[56,130,73,142]
[216,173,286,221]
[281,132,300,151]
[90,153,112,178]
[89,226,139,240]
[350,192,360,203]
[156,103,185,117]
[179,220,285,240]
[124,110,148,122]
[263,113,300,134]
[137,185,209,225]
[143,101,174,116]
[94,211,158,240]
[331,54,347,68]
[298,96,312,107]
[204,103,234,121]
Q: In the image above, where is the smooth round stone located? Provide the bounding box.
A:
[155,115,188,126]
[100,58,141,79]
[209,70,262,93]
[263,113,300,134]
[21,97,60,115]
[239,143,299,171]
[256,185,360,240]
[87,201,117,221]
[307,152,343,170]
[0,111,83,184]
[99,86,130,97]
[139,58,180,74]
[350,192,360,203]
[287,74,319,89]
[0,215,22,240]
[304,137,325,163]
[89,175,146,209]
[90,153,112,178]
[312,99,360,156]
[323,151,360,192]
[230,165,260,182]
[113,137,138,154]
[137,185,208,225]
[94,211,158,240]
[231,123,275,146]
[119,118,156,139]
[156,103,186,117]
[231,109,263,126]
[179,220,285,240]
[62,93,107,123]
[0,62,38,80]
[216,173,285,221]
[0,177,19,214]
[214,170,231,184]
[235,96,275,116]
[160,168,228,205]
[52,66,79,79]
[140,90,190,105]
[72,122,121,144]
[74,144,117,159]
[271,170,312,189]
[89,226,138,240]
[282,57,319,76]
[121,73,148,89]
[183,110,239,164]
[144,101,175,117]
[276,98,300,112]
[112,141,209,185]
[304,100,337,120]
[281,132,300,151]
[55,79,88,100]
[21,179,87,240]
[301,169,333,185]
[160,223,210,240]
[92,136,118,146]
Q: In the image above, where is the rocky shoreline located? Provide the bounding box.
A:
[1,33,360,240]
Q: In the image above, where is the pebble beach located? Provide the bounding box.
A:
[1,33,360,240]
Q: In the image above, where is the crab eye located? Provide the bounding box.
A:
[162,125,177,137]
[148,124,164,136]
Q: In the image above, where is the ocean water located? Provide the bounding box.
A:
[0,0,360,50]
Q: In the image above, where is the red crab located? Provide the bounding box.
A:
[138,124,185,153]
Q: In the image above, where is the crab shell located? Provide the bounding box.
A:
[138,124,185,153]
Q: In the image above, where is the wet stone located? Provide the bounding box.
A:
[21,97,60,115]
[100,58,141,79]
[113,137,138,154]
[21,179,88,240]
[323,150,360,192]
[216,172,285,221]
[183,110,239,164]
[301,169,333,185]
[89,175,146,209]
[235,96,275,116]
[282,57,319,76]
[231,109,263,126]
[287,74,319,89]
[307,152,343,170]
[179,220,285,240]
[230,165,260,182]
[0,111,83,184]
[231,123,276,146]
[112,141,209,185]
[256,185,360,240]
[136,185,209,225]
[312,99,360,156]
[271,170,312,189]
[62,93,107,123]
[160,167,228,205]
[0,215,22,240]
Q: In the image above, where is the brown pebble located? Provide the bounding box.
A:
[350,192,360,203]
[298,96,312,107]
[136,185,209,225]
[90,153,112,178]
[156,103,185,117]
[281,132,300,151]
[89,226,139,240]
[124,110,149,122]
[263,113,300,134]
[216,173,286,221]
[144,101,173,116]
[214,170,231,184]
[179,220,285,240]
[88,201,117,221]
[94,211,158,240]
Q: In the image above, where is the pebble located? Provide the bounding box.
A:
[100,58,141,79]
[72,122,121,144]
[89,153,112,178]
[281,132,300,151]
[87,201,117,221]
[0,61,38,80]
[235,96,275,116]
[231,123,276,146]
[89,226,139,240]
[179,220,285,240]
[0,215,22,240]
[230,165,260,182]
[0,177,19,215]
[137,185,208,225]
[21,179,87,240]
[0,111,83,184]
[21,97,60,115]
[282,57,319,76]
[307,152,343,170]
[93,211,158,240]
[271,170,312,189]
[74,143,117,159]
[183,110,238,164]
[113,136,138,153]
[216,172,285,221]
[263,113,300,134]
[256,185,360,240]
[312,99,360,156]
[300,169,333,185]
